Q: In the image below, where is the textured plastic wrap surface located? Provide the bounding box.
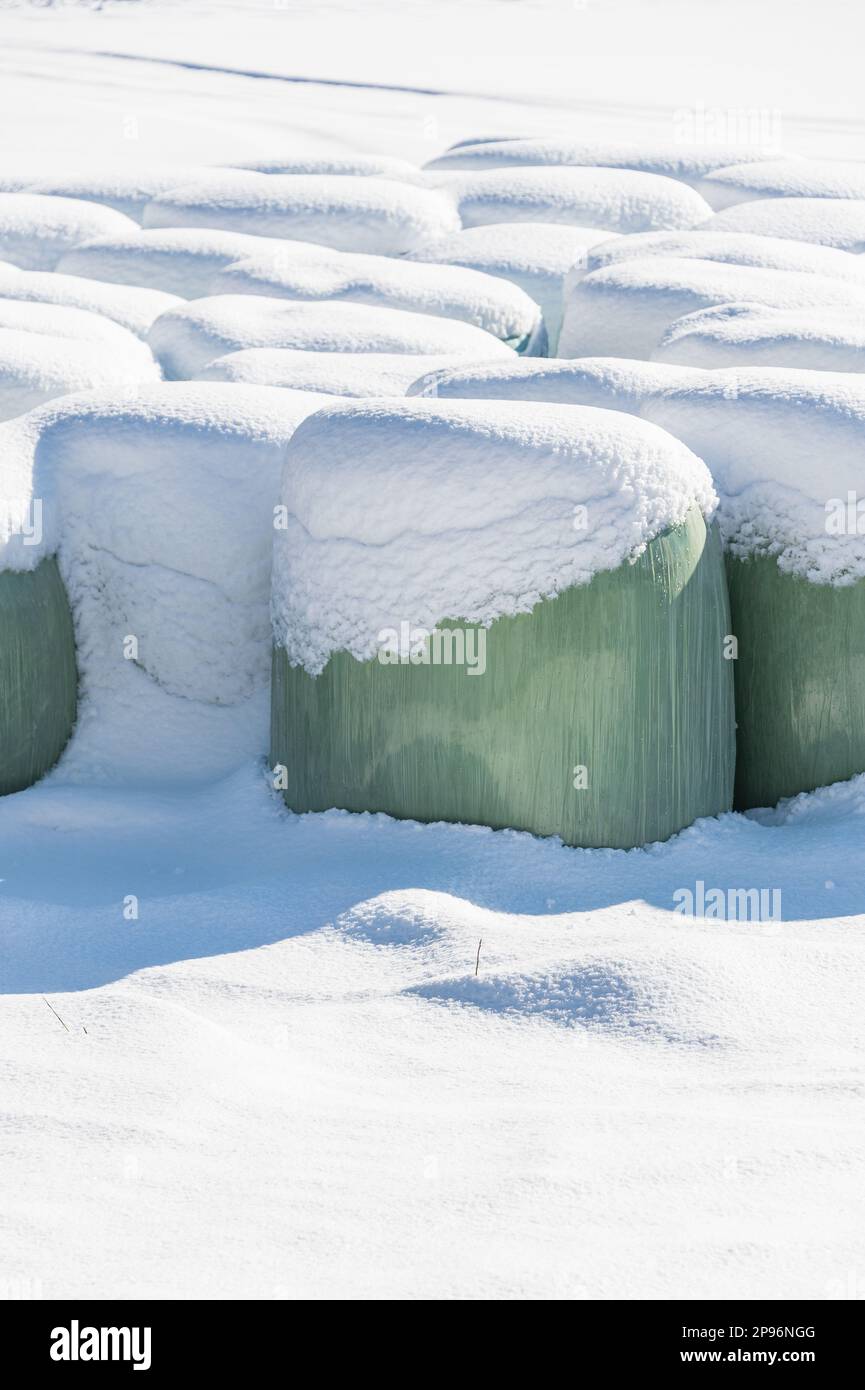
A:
[0,557,77,796]
[272,507,735,849]
[728,554,865,810]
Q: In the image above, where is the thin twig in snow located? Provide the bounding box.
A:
[42,996,69,1032]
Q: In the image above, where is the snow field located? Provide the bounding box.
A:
[0,17,864,1299]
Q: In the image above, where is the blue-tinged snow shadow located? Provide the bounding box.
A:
[1,765,863,993]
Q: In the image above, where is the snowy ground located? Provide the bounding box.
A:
[1,0,865,1302]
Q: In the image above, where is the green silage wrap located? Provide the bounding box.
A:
[271,505,735,849]
[727,555,865,810]
[0,557,77,795]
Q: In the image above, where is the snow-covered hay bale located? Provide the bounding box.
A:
[695,159,865,212]
[447,167,714,234]
[0,557,77,796]
[23,165,236,223]
[0,193,138,271]
[148,296,514,378]
[0,297,156,352]
[198,348,475,396]
[408,355,698,410]
[643,372,865,808]
[702,198,865,251]
[407,223,609,352]
[212,246,545,352]
[0,327,160,420]
[653,302,865,372]
[424,139,780,185]
[234,154,423,183]
[582,229,865,284]
[143,173,460,254]
[271,398,734,849]
[0,261,180,338]
[559,256,865,359]
[57,228,298,299]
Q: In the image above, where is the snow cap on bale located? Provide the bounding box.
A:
[142,171,461,254]
[641,368,865,584]
[0,261,180,338]
[210,246,545,353]
[695,159,865,212]
[424,138,783,184]
[272,396,717,675]
[0,328,160,421]
[701,197,865,251]
[444,167,714,234]
[233,153,423,183]
[581,229,865,285]
[0,193,138,271]
[22,165,239,223]
[408,355,699,410]
[198,348,476,396]
[58,227,307,299]
[652,301,865,373]
[148,295,514,378]
[0,297,156,353]
[407,222,611,351]
[559,256,865,359]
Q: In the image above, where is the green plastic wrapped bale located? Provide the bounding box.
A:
[0,557,77,796]
[272,506,735,849]
[727,555,865,810]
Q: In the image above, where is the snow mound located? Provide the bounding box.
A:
[702,198,865,251]
[582,229,865,284]
[22,166,238,223]
[653,301,865,372]
[234,154,423,183]
[448,167,713,234]
[424,138,782,184]
[272,397,716,674]
[696,159,865,211]
[559,256,865,359]
[641,370,865,583]
[0,261,180,338]
[143,172,461,254]
[0,193,139,271]
[57,228,306,299]
[407,222,611,351]
[149,295,514,378]
[198,348,476,396]
[211,245,544,351]
[0,297,157,360]
[0,327,160,421]
[0,383,327,782]
[408,355,698,411]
